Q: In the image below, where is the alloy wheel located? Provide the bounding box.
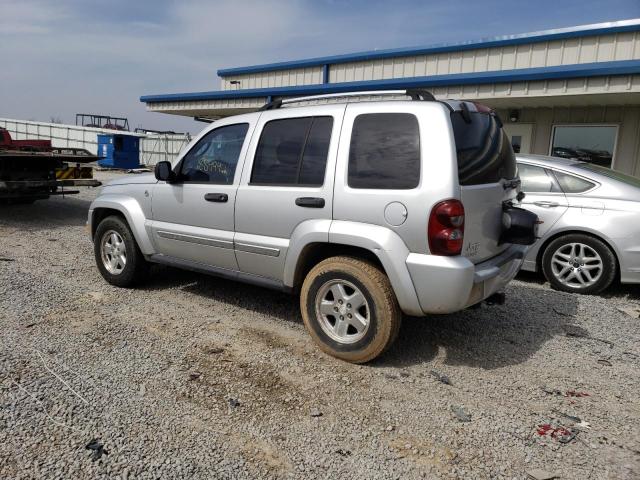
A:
[315,279,370,344]
[100,230,127,275]
[550,242,603,289]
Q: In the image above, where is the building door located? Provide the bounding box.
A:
[503,123,534,154]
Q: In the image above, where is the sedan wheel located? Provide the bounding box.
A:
[550,242,603,289]
[542,233,617,295]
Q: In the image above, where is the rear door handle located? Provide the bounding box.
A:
[204,193,228,203]
[295,197,325,208]
[533,201,559,208]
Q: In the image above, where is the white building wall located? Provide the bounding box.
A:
[0,118,190,166]
[330,32,639,82]
[498,105,640,176]
[221,66,324,90]
[215,32,640,87]
[140,134,191,166]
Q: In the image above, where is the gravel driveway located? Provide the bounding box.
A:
[1,171,639,479]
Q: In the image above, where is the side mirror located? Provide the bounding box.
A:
[154,161,176,182]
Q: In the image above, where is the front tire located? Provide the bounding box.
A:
[94,215,149,287]
[541,233,616,294]
[300,256,401,363]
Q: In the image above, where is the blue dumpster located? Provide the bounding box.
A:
[97,134,140,169]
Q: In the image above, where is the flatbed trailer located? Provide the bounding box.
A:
[0,128,101,203]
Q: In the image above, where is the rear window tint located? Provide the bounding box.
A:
[251,116,333,186]
[451,111,516,185]
[348,113,420,189]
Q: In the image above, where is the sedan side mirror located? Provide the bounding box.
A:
[155,161,176,183]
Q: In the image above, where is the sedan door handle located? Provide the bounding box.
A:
[204,193,228,203]
[295,197,325,208]
[533,201,559,208]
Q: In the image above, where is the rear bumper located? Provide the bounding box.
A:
[406,244,527,315]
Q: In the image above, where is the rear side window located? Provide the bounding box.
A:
[250,116,333,186]
[518,163,561,193]
[451,110,516,185]
[348,113,420,189]
[554,171,595,193]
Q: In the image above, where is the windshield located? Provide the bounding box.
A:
[451,111,517,185]
[576,163,640,189]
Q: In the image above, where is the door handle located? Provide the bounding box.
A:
[295,197,325,208]
[533,201,559,208]
[204,193,228,203]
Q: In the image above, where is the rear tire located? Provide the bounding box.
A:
[541,233,616,294]
[94,215,149,287]
[300,256,401,363]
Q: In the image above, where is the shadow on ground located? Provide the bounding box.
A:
[142,265,585,370]
[0,196,92,229]
[517,270,638,300]
[380,282,582,369]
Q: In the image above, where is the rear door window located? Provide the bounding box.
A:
[348,113,420,189]
[251,117,333,186]
[451,109,516,185]
[518,163,562,193]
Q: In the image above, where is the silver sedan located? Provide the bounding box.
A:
[517,155,640,294]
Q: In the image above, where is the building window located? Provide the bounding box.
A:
[250,116,333,186]
[348,113,420,189]
[550,125,618,168]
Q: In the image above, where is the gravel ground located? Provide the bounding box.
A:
[1,171,639,479]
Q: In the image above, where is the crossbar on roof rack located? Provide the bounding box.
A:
[258,89,437,111]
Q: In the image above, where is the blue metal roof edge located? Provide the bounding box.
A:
[216,19,640,77]
[141,59,640,104]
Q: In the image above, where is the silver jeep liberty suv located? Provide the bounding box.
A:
[89,89,536,363]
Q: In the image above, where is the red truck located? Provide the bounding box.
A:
[0,127,101,203]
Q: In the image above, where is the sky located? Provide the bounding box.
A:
[2,0,639,134]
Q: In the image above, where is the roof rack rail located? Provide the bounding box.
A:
[405,88,436,101]
[258,89,437,111]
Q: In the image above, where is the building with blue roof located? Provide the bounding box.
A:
[141,19,640,175]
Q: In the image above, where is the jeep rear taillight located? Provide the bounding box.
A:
[428,200,465,256]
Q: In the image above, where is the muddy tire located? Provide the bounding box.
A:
[94,215,149,287]
[300,256,401,363]
[541,233,617,295]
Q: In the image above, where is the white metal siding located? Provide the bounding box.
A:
[147,75,640,117]
[146,97,266,113]
[221,66,324,90]
[0,118,115,154]
[0,118,190,166]
[323,32,640,83]
[216,33,638,88]
[140,135,191,166]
